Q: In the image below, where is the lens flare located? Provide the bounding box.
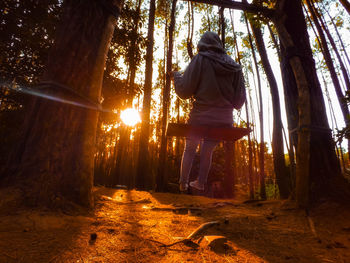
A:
[120,108,141,126]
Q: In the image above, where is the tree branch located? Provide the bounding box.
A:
[182,0,274,18]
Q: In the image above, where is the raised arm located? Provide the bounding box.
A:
[173,54,202,99]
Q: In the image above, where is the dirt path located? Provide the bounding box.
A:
[0,187,349,262]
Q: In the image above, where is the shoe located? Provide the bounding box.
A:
[179,183,188,192]
[189,180,205,191]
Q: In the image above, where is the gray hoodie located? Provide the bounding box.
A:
[173,32,246,126]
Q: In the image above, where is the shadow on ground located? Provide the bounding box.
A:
[0,186,349,262]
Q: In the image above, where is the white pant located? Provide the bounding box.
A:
[179,138,218,186]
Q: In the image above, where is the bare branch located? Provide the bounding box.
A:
[182,0,274,18]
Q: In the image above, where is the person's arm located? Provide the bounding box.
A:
[232,69,246,110]
[173,55,202,99]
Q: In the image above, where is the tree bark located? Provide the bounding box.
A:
[157,0,177,192]
[5,0,121,208]
[305,0,350,154]
[274,0,347,207]
[136,0,156,190]
[249,20,290,199]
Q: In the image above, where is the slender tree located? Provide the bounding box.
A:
[244,13,266,200]
[315,2,350,91]
[305,0,350,154]
[186,1,194,59]
[248,17,290,198]
[157,0,177,191]
[136,0,156,190]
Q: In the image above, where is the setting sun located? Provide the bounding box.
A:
[120,108,141,126]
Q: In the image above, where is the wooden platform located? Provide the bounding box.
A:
[166,123,250,141]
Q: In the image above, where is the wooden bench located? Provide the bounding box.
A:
[166,123,250,141]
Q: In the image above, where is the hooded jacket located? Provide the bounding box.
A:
[173,32,246,126]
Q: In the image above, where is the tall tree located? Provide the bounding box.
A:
[248,17,290,198]
[186,1,194,59]
[157,0,177,191]
[136,0,156,190]
[244,13,266,200]
[305,0,350,154]
[0,1,61,171]
[273,0,349,207]
[3,0,121,208]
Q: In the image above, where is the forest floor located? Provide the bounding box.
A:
[0,186,349,263]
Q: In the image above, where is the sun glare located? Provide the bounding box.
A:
[120,108,141,126]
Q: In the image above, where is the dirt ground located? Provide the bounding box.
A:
[0,186,349,263]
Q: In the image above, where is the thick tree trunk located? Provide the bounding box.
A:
[274,0,347,207]
[136,0,156,190]
[157,0,177,192]
[5,0,121,208]
[249,20,290,199]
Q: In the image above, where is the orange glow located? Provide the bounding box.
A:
[120,108,141,126]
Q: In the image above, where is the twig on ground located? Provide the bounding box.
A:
[187,221,220,240]
[145,221,220,249]
[145,238,191,248]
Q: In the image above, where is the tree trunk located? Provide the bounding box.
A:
[127,0,143,105]
[317,6,350,91]
[136,0,156,190]
[305,0,350,154]
[223,142,235,197]
[186,1,194,59]
[245,103,255,199]
[244,14,266,200]
[5,0,121,208]
[274,0,347,207]
[249,20,290,199]
[157,0,177,192]
[114,0,142,188]
[219,7,225,47]
[339,0,350,14]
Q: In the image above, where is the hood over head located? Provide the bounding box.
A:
[197,31,242,74]
[197,31,225,53]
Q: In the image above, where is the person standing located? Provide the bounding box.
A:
[172,31,246,192]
